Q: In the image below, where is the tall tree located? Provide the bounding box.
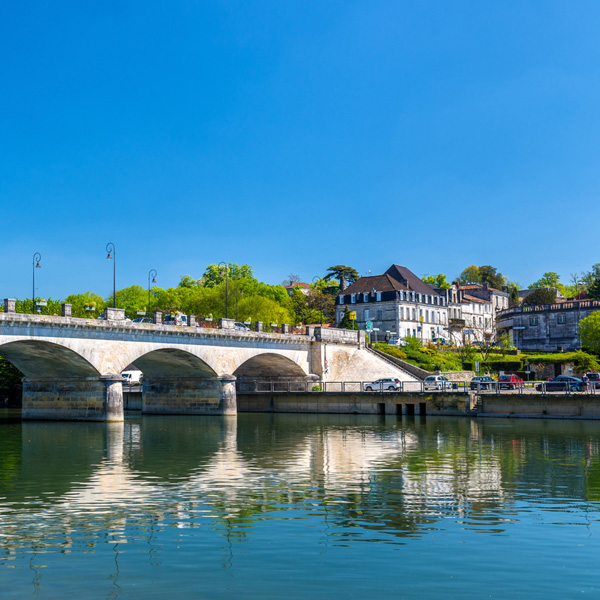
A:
[202,263,255,287]
[422,273,451,289]
[530,272,560,289]
[579,311,600,355]
[522,288,557,306]
[324,265,359,291]
[457,265,506,289]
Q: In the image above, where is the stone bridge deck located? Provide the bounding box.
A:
[0,302,416,421]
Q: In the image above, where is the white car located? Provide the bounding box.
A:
[363,378,402,391]
[423,375,455,391]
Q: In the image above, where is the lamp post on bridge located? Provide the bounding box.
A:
[32,252,41,314]
[148,269,157,315]
[218,261,229,318]
[106,243,116,308]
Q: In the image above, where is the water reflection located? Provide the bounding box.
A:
[2,413,600,596]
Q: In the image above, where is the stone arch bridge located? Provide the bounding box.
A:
[0,305,414,421]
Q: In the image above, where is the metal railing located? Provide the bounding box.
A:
[236,380,600,396]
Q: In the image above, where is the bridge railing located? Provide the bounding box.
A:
[236,380,471,394]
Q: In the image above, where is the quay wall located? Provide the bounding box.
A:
[478,394,600,418]
[238,392,472,416]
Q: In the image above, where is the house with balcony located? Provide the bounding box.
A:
[334,265,449,342]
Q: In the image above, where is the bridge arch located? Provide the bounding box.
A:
[129,348,218,379]
[233,353,309,379]
[0,340,100,378]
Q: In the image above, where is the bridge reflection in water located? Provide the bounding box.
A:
[2,413,600,598]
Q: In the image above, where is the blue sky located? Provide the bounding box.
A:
[2,1,599,300]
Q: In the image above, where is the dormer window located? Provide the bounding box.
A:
[339,295,344,305]
[376,292,381,301]
[351,294,356,304]
[363,293,369,302]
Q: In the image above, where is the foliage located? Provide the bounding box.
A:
[324,265,359,290]
[573,351,599,373]
[422,273,451,289]
[15,298,63,316]
[530,272,560,289]
[521,287,557,306]
[402,336,423,352]
[0,357,23,406]
[64,292,107,318]
[579,311,600,355]
[457,265,507,290]
[202,263,255,287]
[376,341,462,372]
[178,275,200,288]
[113,285,149,318]
[337,307,359,330]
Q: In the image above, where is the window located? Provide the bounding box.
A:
[363,293,369,302]
[339,295,344,305]
[529,317,538,326]
[376,292,381,301]
[364,309,370,320]
[351,294,356,304]
[425,310,429,322]
[376,310,383,320]
[558,315,566,324]
[412,308,416,320]
[418,293,422,302]
[399,307,404,319]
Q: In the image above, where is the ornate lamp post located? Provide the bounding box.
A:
[32,252,41,314]
[218,262,229,318]
[148,269,157,315]
[106,243,116,308]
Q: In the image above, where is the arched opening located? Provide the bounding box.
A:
[0,340,100,378]
[0,341,100,408]
[131,348,218,379]
[234,353,310,393]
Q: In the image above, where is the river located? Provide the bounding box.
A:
[1,411,600,598]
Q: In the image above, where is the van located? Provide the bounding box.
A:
[122,370,143,385]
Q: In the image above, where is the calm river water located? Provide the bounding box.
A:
[2,411,600,599]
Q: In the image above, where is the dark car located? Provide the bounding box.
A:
[587,373,600,390]
[470,376,496,391]
[536,375,583,393]
[498,374,524,390]
[133,317,153,324]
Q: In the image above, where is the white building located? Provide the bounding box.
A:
[335,265,449,342]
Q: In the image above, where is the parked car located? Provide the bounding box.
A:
[423,375,455,391]
[133,317,153,324]
[470,376,496,391]
[234,322,251,331]
[121,370,143,385]
[498,374,524,390]
[163,314,187,326]
[536,375,583,393]
[363,378,402,391]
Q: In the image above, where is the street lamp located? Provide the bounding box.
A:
[106,243,116,308]
[32,252,41,314]
[218,262,229,318]
[148,269,157,315]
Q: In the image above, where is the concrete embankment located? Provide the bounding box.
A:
[237,392,473,416]
[477,393,600,419]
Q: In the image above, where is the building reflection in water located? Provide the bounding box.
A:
[2,413,600,593]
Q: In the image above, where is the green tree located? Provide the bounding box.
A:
[64,292,107,318]
[178,275,199,288]
[422,273,451,289]
[202,263,255,287]
[113,285,149,318]
[579,311,600,355]
[530,272,560,289]
[522,288,557,306]
[337,307,359,330]
[457,265,506,289]
[324,265,359,291]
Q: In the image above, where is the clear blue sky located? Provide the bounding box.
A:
[2,1,599,300]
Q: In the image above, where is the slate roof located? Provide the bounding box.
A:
[342,265,440,296]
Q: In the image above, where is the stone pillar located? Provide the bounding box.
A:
[142,375,237,415]
[281,324,289,334]
[219,318,235,329]
[253,321,263,332]
[358,329,366,349]
[4,298,16,313]
[188,315,197,327]
[61,303,72,317]
[22,375,124,422]
[153,311,162,324]
[105,307,126,321]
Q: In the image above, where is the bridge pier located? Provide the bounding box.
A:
[142,375,237,415]
[22,375,124,422]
